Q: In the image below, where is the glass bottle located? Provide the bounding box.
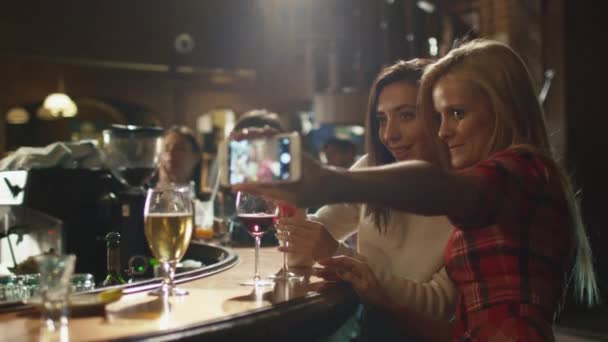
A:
[102,232,126,286]
[97,173,120,234]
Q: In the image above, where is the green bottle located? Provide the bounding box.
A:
[102,232,126,286]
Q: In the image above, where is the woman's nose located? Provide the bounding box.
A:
[383,118,401,142]
[437,117,453,141]
[162,150,175,161]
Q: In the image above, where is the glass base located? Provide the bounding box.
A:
[240,278,274,287]
[42,314,68,331]
[148,286,189,296]
[269,268,299,280]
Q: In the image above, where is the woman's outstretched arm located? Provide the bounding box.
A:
[235,154,479,219]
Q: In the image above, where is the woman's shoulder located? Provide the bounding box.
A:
[463,146,557,191]
[393,212,453,229]
[472,146,551,173]
[379,209,452,231]
[490,145,543,159]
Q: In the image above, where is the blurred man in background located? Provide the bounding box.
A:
[322,137,357,169]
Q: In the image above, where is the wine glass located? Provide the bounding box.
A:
[144,184,193,296]
[236,191,278,286]
[272,203,298,280]
[101,125,163,193]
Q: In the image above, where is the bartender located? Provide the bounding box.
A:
[154,126,202,190]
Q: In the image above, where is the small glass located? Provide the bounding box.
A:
[71,273,95,293]
[35,254,76,331]
[213,217,232,246]
[0,275,16,301]
[14,275,25,299]
[236,192,278,286]
[23,273,41,299]
[194,199,215,240]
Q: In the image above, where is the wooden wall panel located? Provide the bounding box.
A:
[0,1,384,152]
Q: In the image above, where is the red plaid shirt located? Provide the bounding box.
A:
[446,148,575,339]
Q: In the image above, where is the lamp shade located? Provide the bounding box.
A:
[41,93,78,118]
[6,107,30,124]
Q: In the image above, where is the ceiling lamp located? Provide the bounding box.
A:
[417,1,435,13]
[6,107,30,125]
[40,93,77,117]
[37,75,78,119]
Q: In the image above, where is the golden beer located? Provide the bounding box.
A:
[144,213,193,262]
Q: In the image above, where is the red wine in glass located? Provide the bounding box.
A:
[236,192,278,286]
[238,213,277,237]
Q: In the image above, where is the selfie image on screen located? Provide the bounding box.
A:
[229,137,291,184]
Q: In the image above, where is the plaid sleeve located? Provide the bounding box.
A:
[449,149,549,230]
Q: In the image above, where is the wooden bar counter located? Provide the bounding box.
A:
[0,247,359,342]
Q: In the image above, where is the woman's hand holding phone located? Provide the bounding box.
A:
[222,128,303,187]
[232,152,334,208]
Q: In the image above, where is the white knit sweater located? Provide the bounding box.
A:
[311,155,457,320]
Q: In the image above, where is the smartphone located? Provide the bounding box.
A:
[219,132,301,186]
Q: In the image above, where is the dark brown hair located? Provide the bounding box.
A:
[323,137,356,154]
[164,125,201,155]
[234,109,284,132]
[163,125,201,184]
[364,59,434,232]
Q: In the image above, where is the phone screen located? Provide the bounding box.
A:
[228,136,292,184]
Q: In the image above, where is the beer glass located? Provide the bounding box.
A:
[144,185,193,296]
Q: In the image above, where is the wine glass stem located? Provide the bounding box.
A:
[168,261,176,291]
[283,252,287,271]
[254,235,261,282]
[283,240,289,274]
[161,261,176,294]
[161,261,171,294]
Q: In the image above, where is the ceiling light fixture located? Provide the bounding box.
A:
[6,107,30,125]
[417,1,435,13]
[38,75,78,119]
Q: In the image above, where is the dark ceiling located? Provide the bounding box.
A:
[1,1,274,68]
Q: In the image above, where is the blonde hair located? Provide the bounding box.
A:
[419,39,599,306]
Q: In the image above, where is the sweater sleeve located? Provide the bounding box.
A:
[380,267,457,321]
[311,203,361,241]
